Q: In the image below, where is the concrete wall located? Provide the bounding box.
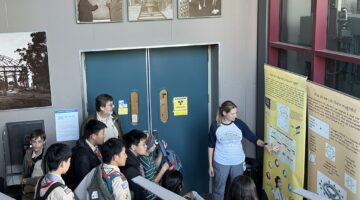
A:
[0,0,258,178]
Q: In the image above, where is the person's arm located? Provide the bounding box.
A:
[208,148,214,177]
[235,119,279,152]
[256,139,279,153]
[155,152,163,168]
[153,162,169,183]
[208,122,217,177]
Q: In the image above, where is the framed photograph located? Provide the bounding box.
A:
[128,0,173,21]
[0,32,52,110]
[178,0,221,19]
[76,0,123,23]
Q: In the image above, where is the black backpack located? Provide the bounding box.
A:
[34,176,63,200]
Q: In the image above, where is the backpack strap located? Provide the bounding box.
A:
[101,167,120,194]
[34,176,64,200]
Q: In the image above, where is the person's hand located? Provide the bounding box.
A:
[94,5,99,10]
[184,192,194,200]
[265,144,279,153]
[161,162,170,171]
[208,165,214,177]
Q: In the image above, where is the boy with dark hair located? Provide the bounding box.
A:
[66,119,106,189]
[34,143,74,200]
[75,138,131,200]
[139,134,169,200]
[121,129,148,200]
[81,93,123,142]
[22,129,46,200]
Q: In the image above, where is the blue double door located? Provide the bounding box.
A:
[85,45,209,193]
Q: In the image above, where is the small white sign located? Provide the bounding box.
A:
[55,109,79,142]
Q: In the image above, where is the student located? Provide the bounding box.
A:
[81,93,123,142]
[120,129,148,200]
[66,119,106,189]
[162,170,204,200]
[138,134,169,200]
[22,129,46,200]
[34,143,74,200]
[228,175,258,200]
[75,138,131,200]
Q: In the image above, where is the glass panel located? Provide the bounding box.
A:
[280,0,313,46]
[279,49,312,77]
[325,59,360,98]
[327,0,360,56]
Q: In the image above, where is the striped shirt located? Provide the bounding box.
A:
[139,152,157,200]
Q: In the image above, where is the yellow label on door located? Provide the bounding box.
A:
[173,97,188,116]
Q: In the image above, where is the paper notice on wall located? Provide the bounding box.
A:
[173,97,188,116]
[307,82,360,199]
[118,100,128,115]
[55,109,79,142]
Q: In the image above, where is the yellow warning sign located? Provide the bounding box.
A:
[173,97,188,116]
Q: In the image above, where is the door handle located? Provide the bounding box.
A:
[159,89,168,123]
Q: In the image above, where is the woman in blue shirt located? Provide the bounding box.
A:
[208,100,278,200]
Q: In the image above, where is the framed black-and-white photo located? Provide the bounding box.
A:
[178,0,221,19]
[76,0,123,23]
[128,0,173,21]
[0,32,52,110]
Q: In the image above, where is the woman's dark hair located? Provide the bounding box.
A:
[123,129,147,148]
[229,175,258,200]
[216,100,237,126]
[44,143,72,171]
[162,170,184,195]
[101,138,125,164]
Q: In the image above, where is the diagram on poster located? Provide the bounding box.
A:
[267,125,296,171]
[317,170,347,200]
[344,173,357,194]
[308,115,330,139]
[325,143,336,162]
[277,102,290,133]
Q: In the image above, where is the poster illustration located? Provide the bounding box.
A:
[307,82,360,200]
[263,64,307,200]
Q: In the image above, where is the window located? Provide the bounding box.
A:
[280,0,313,46]
[268,0,360,98]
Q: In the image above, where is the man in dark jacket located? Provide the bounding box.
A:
[65,119,106,189]
[121,129,148,200]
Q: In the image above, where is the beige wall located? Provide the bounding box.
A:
[0,0,258,178]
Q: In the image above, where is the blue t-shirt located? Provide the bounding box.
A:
[208,118,258,165]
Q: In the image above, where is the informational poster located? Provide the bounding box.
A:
[55,109,79,142]
[118,100,128,115]
[173,97,188,116]
[263,65,307,200]
[307,82,360,200]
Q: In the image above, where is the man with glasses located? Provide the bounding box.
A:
[121,129,148,200]
[81,93,124,142]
